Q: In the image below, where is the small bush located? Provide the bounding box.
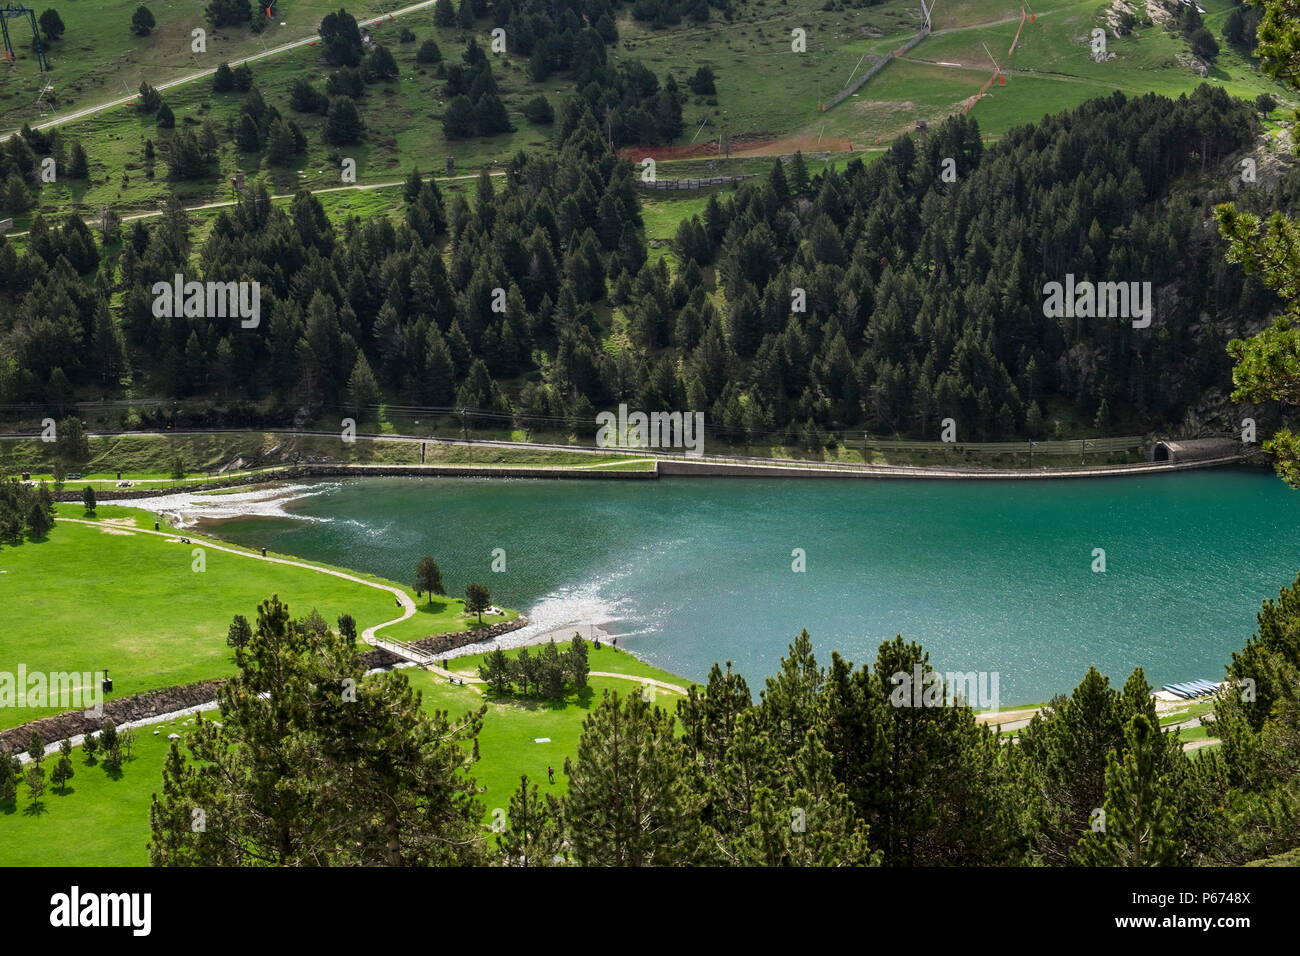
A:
[521,94,554,124]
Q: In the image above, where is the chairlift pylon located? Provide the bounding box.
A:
[0,4,48,73]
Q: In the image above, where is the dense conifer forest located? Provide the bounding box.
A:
[0,82,1285,443]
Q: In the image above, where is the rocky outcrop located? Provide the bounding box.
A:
[361,647,403,668]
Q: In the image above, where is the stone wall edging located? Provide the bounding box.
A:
[404,615,530,656]
[0,679,223,754]
[0,646,403,753]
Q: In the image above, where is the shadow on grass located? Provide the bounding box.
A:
[22,800,49,817]
[462,618,498,629]
[479,685,597,712]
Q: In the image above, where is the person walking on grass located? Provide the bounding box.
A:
[548,765,555,784]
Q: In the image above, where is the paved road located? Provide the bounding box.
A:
[0,426,1242,480]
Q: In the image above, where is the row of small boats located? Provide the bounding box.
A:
[1161,679,1220,700]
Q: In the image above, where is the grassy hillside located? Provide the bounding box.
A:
[0,432,653,483]
[0,501,498,727]
[0,646,693,866]
[5,0,1291,233]
[1,8,562,229]
[664,0,1293,149]
[0,0,398,130]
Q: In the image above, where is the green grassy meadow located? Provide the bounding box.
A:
[1,8,565,228]
[0,643,694,865]
[410,647,690,811]
[0,716,180,866]
[0,501,505,727]
[0,0,399,130]
[6,0,1290,233]
[0,431,650,484]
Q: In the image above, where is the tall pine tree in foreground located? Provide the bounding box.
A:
[149,596,487,866]
[563,690,702,866]
[1075,715,1178,866]
[498,774,565,866]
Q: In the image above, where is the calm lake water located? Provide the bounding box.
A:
[205,469,1300,705]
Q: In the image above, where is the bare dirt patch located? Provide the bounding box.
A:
[619,134,855,162]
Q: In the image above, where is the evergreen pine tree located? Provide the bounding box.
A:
[498,774,564,866]
[563,690,702,865]
[1075,715,1180,865]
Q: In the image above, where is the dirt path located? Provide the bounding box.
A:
[978,698,1221,751]
[439,664,688,696]
[589,672,688,695]
[3,172,507,240]
[1,0,445,142]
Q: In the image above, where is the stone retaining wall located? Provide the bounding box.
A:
[0,679,223,754]
[361,647,403,669]
[293,465,653,481]
[406,615,529,656]
[0,646,406,753]
[657,456,1245,480]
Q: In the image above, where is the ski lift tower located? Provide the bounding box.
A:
[0,4,48,72]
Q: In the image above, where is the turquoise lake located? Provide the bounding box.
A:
[205,468,1300,705]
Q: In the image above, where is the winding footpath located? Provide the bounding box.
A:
[57,515,417,645]
[47,515,685,712]
[439,666,687,697]
[2,173,508,241]
[14,514,681,759]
